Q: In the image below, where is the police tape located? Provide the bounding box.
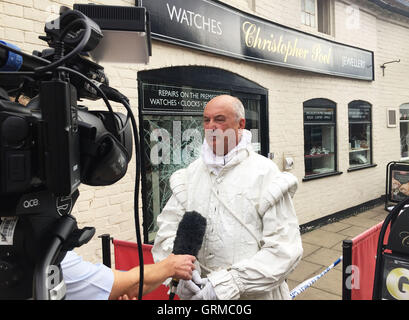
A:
[290,256,343,299]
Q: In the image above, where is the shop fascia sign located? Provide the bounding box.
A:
[141,0,374,81]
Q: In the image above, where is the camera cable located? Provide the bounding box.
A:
[34,18,91,75]
[57,67,144,299]
[116,97,144,301]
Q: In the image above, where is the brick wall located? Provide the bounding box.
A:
[2,0,409,263]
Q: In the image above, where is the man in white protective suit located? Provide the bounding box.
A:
[152,94,303,300]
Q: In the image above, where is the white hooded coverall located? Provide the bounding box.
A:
[152,131,303,300]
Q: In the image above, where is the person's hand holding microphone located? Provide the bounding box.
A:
[169,211,207,300]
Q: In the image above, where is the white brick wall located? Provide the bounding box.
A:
[2,0,409,263]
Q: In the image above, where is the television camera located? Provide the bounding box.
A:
[0,6,143,299]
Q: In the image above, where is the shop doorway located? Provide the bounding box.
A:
[137,66,269,243]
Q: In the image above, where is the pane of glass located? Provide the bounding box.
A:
[143,115,204,242]
[349,123,371,167]
[304,124,335,176]
[400,122,409,158]
[311,14,316,27]
[242,98,262,153]
[317,0,330,34]
[400,105,409,120]
[301,0,305,12]
[301,12,306,24]
[306,0,316,14]
[304,107,335,123]
[349,106,371,122]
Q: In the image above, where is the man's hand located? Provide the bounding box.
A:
[175,270,218,300]
[176,270,202,300]
[164,253,196,280]
[191,278,217,300]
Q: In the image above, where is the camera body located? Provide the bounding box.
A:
[0,7,134,299]
[0,80,80,199]
[0,80,132,212]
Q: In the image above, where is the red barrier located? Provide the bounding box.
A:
[349,222,390,300]
[113,240,176,300]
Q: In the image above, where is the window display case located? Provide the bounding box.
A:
[303,100,336,177]
[348,101,372,168]
[400,104,409,159]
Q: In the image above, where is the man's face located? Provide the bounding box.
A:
[203,96,245,156]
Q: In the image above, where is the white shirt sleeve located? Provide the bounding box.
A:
[61,251,114,300]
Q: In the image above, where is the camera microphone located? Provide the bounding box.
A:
[169,211,207,300]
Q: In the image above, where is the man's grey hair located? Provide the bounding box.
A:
[231,97,245,122]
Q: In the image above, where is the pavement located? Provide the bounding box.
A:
[287,204,388,300]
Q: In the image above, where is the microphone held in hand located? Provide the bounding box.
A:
[169,211,206,300]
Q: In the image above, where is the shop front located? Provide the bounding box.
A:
[137,0,379,241]
[137,66,269,242]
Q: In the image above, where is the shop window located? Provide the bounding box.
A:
[303,99,337,178]
[301,0,316,27]
[301,0,332,35]
[400,103,409,159]
[348,101,372,168]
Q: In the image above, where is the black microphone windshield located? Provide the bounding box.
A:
[172,211,206,257]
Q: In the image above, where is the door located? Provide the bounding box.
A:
[138,66,268,243]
